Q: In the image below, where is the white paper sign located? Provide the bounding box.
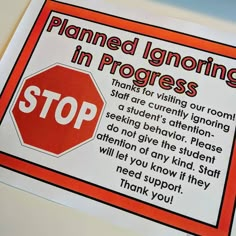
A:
[0,1,235,235]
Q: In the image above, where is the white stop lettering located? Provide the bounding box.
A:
[19,85,97,129]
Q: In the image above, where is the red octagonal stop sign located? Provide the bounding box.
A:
[11,64,105,156]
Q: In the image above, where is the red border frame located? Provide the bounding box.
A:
[0,1,235,235]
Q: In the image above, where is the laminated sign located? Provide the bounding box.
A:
[0,0,235,235]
